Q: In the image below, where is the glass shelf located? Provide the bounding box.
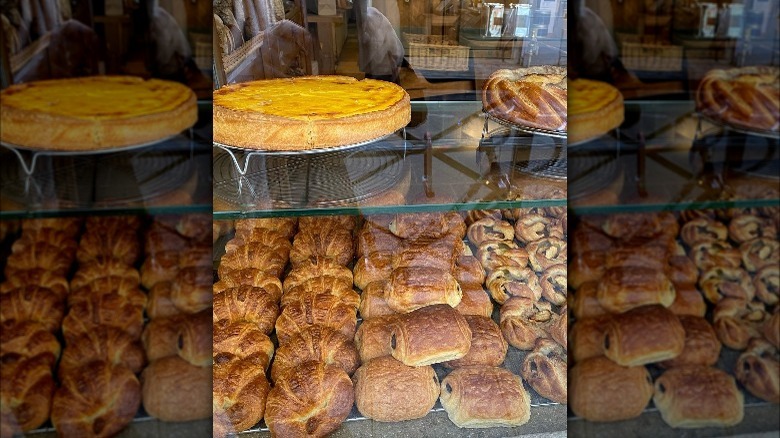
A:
[0,102,213,219]
[569,101,780,214]
[213,101,567,219]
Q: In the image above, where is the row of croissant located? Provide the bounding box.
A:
[0,215,213,437]
[211,207,570,437]
[567,208,779,428]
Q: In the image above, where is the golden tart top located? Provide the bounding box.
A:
[0,76,195,120]
[569,79,622,116]
[213,76,408,121]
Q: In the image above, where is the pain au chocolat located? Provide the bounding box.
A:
[482,66,567,131]
[213,75,411,150]
[0,76,196,150]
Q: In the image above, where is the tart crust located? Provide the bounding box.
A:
[0,76,197,150]
[568,78,624,145]
[213,76,411,150]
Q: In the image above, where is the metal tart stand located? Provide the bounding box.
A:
[213,129,409,209]
[1,130,195,208]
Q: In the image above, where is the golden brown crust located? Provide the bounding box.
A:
[264,362,354,437]
[570,315,611,362]
[213,76,411,150]
[358,281,395,319]
[274,294,357,345]
[482,66,567,131]
[0,76,197,150]
[0,320,60,368]
[289,227,355,268]
[58,326,146,376]
[214,268,283,302]
[281,279,360,310]
[353,356,439,422]
[500,297,555,350]
[713,298,767,350]
[356,224,402,257]
[455,255,486,287]
[597,267,676,313]
[666,255,699,288]
[212,355,270,435]
[0,355,55,432]
[696,66,779,132]
[174,309,212,367]
[0,286,65,333]
[604,305,686,366]
[141,356,212,422]
[568,78,624,144]
[658,316,721,368]
[454,284,494,318]
[486,266,541,304]
[390,304,472,366]
[0,268,69,300]
[755,266,780,306]
[668,285,707,318]
[520,338,567,403]
[385,267,462,313]
[51,361,141,438]
[653,366,744,428]
[439,365,531,428]
[212,321,275,372]
[282,258,353,293]
[142,314,188,363]
[354,314,400,363]
[443,316,507,368]
[569,356,653,422]
[270,325,360,382]
[213,286,279,335]
[467,218,515,246]
[735,338,780,403]
[571,281,608,320]
[62,293,145,342]
[353,252,393,291]
[392,235,462,272]
[526,237,567,272]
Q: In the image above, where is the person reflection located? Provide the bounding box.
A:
[354,0,404,83]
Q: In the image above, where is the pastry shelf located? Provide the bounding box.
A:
[569,101,780,215]
[0,102,214,219]
[213,101,568,219]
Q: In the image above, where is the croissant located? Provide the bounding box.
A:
[289,227,355,267]
[68,276,147,310]
[12,228,77,259]
[213,286,279,335]
[84,215,142,233]
[213,321,274,373]
[270,325,360,382]
[218,242,287,279]
[0,320,60,368]
[71,260,140,291]
[264,362,354,438]
[0,268,69,301]
[275,293,358,345]
[170,213,211,241]
[76,229,140,265]
[214,268,283,302]
[281,279,360,310]
[0,286,64,333]
[212,355,271,436]
[520,338,567,404]
[62,293,145,342]
[0,355,56,432]
[283,257,353,293]
[58,326,146,376]
[4,242,72,278]
[486,266,541,304]
[226,227,291,256]
[51,361,141,438]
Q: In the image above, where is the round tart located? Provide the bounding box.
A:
[0,76,197,150]
[696,66,779,132]
[213,75,411,150]
[482,66,567,131]
[568,78,624,144]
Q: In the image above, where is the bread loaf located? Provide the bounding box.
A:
[440,365,531,428]
[390,304,471,366]
[353,356,439,422]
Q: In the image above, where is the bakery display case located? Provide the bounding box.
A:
[211,72,569,436]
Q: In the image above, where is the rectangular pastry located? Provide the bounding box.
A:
[570,356,654,422]
[603,305,685,366]
[390,304,472,366]
[385,267,462,313]
[597,267,676,314]
[354,314,399,362]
